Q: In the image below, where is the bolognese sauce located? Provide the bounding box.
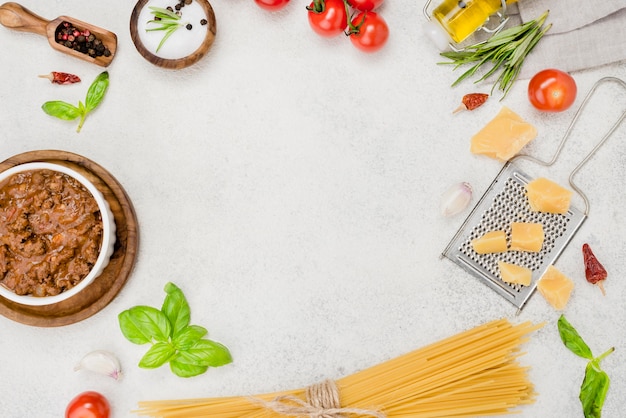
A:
[0,169,103,297]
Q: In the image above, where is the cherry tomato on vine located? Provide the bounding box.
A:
[307,0,348,37]
[65,391,110,418]
[254,0,290,12]
[348,11,389,53]
[347,0,384,11]
[528,69,577,112]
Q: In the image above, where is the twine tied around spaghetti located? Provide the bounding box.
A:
[251,379,386,418]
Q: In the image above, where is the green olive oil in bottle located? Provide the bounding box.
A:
[433,0,515,44]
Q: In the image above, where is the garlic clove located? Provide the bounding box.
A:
[440,182,473,217]
[75,349,122,380]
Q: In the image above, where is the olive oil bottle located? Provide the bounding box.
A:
[432,0,516,44]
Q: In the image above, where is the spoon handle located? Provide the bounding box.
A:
[0,2,49,36]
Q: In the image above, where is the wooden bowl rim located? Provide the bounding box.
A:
[130,0,216,70]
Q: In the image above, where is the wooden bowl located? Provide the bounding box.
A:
[130,0,216,70]
[0,150,139,327]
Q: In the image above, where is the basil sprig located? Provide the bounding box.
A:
[558,315,614,418]
[42,71,109,133]
[119,282,232,378]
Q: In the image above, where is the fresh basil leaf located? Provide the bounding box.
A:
[41,101,81,120]
[139,341,176,369]
[558,315,594,360]
[185,339,233,367]
[118,309,153,345]
[127,305,171,343]
[169,352,209,378]
[580,360,610,418]
[119,281,232,378]
[162,282,191,338]
[173,325,208,351]
[85,71,109,112]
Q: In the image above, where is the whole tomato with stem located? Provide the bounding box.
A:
[347,0,384,11]
[65,391,110,418]
[528,69,577,112]
[307,0,348,37]
[254,0,290,11]
[347,11,389,53]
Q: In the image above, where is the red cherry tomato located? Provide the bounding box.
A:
[348,12,389,53]
[307,0,348,37]
[347,0,384,11]
[254,0,290,11]
[66,391,110,418]
[528,69,577,112]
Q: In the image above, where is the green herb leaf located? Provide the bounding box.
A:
[41,101,81,120]
[139,341,177,369]
[85,71,109,112]
[41,71,109,133]
[169,351,210,378]
[156,26,178,52]
[173,325,208,350]
[558,315,614,418]
[118,309,153,344]
[146,7,186,52]
[580,359,611,418]
[186,339,233,367]
[558,315,594,360]
[118,282,232,377]
[162,282,191,338]
[149,6,181,20]
[125,305,172,343]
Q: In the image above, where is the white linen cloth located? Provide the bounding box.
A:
[510,0,626,78]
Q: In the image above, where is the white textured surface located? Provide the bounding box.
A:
[1,1,626,417]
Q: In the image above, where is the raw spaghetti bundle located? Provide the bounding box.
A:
[135,318,542,417]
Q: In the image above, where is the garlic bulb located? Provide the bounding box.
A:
[75,350,122,380]
[440,182,473,217]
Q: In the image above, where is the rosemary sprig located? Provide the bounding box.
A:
[146,6,187,52]
[439,10,552,98]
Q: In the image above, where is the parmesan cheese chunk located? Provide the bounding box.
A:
[498,261,532,286]
[537,265,574,310]
[472,230,508,254]
[470,106,538,161]
[525,177,573,214]
[510,222,544,252]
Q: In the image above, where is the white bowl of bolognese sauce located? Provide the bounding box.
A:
[0,162,116,306]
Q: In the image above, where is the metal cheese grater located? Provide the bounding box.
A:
[442,77,626,311]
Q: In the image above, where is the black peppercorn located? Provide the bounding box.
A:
[55,21,112,60]
[186,23,192,30]
[200,18,207,25]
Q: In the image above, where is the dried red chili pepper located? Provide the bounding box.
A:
[582,243,607,295]
[453,93,489,114]
[38,72,81,85]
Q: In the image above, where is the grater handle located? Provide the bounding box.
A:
[568,77,626,216]
[513,77,626,216]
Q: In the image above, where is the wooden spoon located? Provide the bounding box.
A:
[0,2,117,67]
